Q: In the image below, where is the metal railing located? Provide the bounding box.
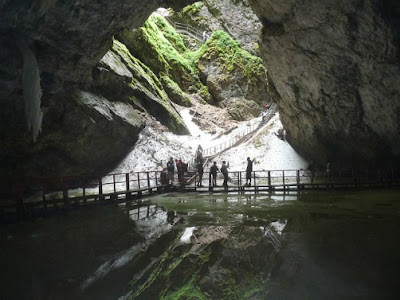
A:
[165,16,204,42]
[1,168,398,221]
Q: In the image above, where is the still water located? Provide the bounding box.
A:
[1,190,400,299]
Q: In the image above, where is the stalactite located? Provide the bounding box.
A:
[17,39,43,142]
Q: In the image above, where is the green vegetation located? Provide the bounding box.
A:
[112,10,268,124]
[178,2,205,24]
[109,39,187,134]
[118,14,267,105]
[197,30,267,79]
[182,2,204,15]
[112,39,168,103]
[162,278,208,300]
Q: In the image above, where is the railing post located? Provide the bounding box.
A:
[113,174,116,193]
[282,171,285,190]
[63,178,69,206]
[147,172,152,194]
[126,173,130,190]
[155,171,158,186]
[237,171,240,188]
[296,170,300,188]
[126,173,130,200]
[82,177,86,197]
[98,177,103,202]
[137,173,141,190]
[268,171,271,189]
[253,171,257,192]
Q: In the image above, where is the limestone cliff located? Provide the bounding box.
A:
[249,0,400,167]
[172,0,262,55]
[0,0,194,178]
[118,15,269,121]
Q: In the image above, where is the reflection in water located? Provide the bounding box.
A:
[1,190,400,299]
[128,204,159,221]
[180,227,196,244]
[262,225,282,252]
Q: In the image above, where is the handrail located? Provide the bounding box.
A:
[164,16,204,43]
[1,168,398,221]
[202,103,278,158]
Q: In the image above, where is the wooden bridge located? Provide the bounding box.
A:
[1,168,399,222]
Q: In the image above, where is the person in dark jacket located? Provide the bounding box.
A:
[221,161,229,189]
[245,157,253,186]
[197,158,204,187]
[177,159,188,186]
[167,157,175,185]
[210,161,219,186]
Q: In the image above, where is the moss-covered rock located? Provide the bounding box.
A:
[160,74,192,107]
[117,15,198,92]
[116,14,270,121]
[196,30,269,120]
[226,97,260,121]
[92,39,189,135]
[128,226,276,300]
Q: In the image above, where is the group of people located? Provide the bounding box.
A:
[160,157,188,186]
[161,144,256,189]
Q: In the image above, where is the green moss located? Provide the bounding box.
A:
[162,278,208,300]
[197,30,267,80]
[112,39,168,102]
[182,2,204,15]
[139,15,195,77]
[160,74,192,107]
[110,39,188,134]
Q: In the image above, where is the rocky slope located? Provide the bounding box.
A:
[249,0,400,167]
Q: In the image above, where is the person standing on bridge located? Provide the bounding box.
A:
[177,159,188,187]
[167,157,175,185]
[197,158,204,187]
[221,161,229,189]
[196,144,203,164]
[245,157,254,186]
[210,161,219,186]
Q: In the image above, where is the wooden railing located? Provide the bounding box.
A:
[1,168,398,222]
[202,103,278,157]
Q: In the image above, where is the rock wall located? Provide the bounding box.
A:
[173,0,262,55]
[249,0,400,167]
[0,0,194,178]
[1,0,399,179]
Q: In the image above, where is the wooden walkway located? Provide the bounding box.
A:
[0,168,399,222]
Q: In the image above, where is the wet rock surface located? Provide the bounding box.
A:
[249,0,400,166]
